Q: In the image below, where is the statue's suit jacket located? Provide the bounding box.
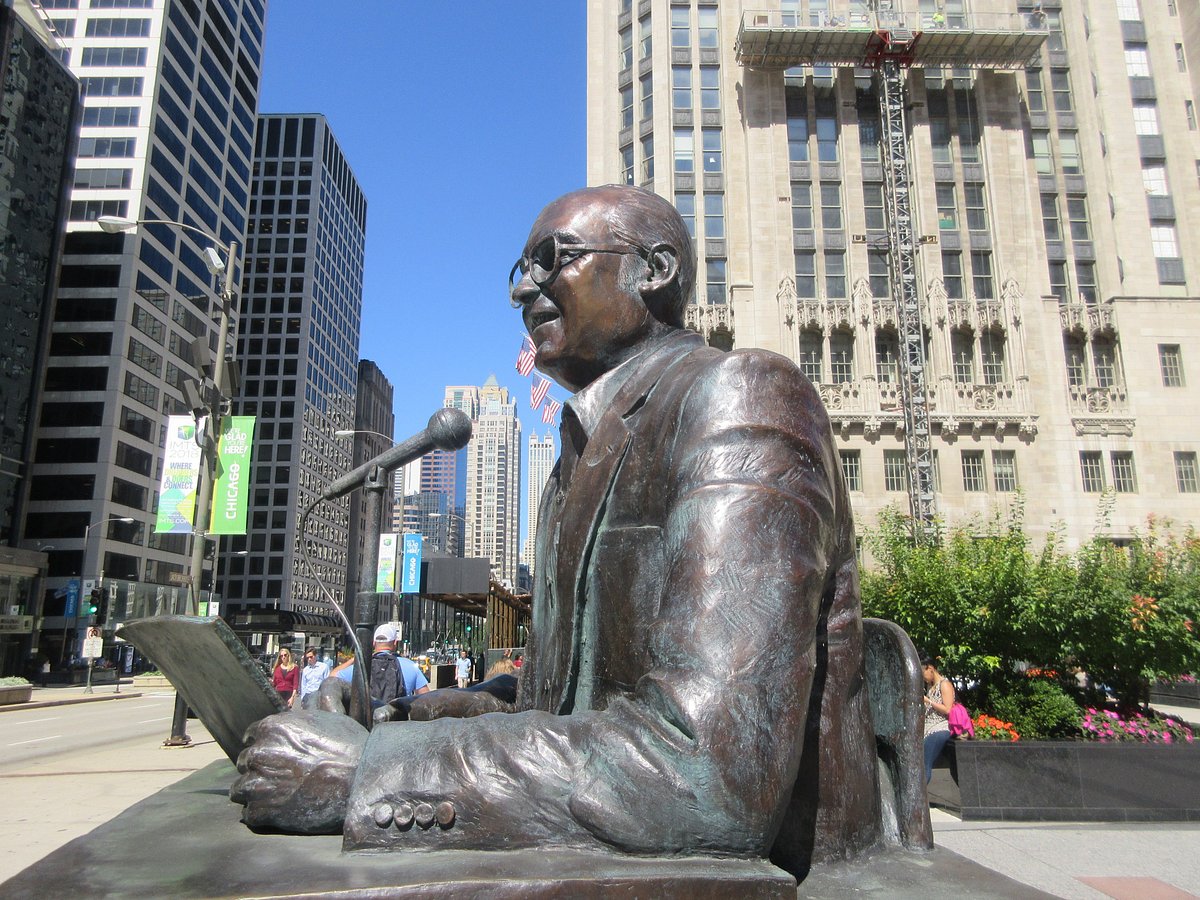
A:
[344,331,880,872]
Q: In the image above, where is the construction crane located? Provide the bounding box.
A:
[737,6,1046,541]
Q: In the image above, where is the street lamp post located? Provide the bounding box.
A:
[80,516,134,693]
[99,216,240,745]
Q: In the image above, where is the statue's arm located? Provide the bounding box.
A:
[344,353,841,855]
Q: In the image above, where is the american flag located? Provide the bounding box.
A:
[515,336,536,377]
[542,398,561,424]
[531,376,551,410]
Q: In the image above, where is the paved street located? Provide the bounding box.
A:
[0,687,224,883]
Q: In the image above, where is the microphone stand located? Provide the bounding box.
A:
[354,463,395,697]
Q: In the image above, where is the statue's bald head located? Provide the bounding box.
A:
[548,185,696,328]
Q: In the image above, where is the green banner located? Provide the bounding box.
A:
[209,416,255,535]
[376,533,398,592]
[155,416,202,533]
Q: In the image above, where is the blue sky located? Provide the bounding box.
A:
[258,1,587,447]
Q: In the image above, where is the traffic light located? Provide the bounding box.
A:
[95,589,108,626]
[86,589,101,617]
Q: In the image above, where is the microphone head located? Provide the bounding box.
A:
[427,407,472,451]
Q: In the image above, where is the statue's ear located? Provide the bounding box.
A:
[638,244,679,300]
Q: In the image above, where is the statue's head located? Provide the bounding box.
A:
[509,185,696,392]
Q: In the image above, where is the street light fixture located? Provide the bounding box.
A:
[99,215,241,746]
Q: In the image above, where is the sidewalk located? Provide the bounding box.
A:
[0,680,147,712]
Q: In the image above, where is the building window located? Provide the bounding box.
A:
[816,94,838,162]
[1116,0,1142,19]
[1066,196,1091,241]
[820,182,843,229]
[639,15,652,60]
[673,128,694,173]
[700,67,720,110]
[787,88,809,162]
[859,112,881,163]
[1050,68,1073,112]
[621,145,635,184]
[1132,103,1160,135]
[1125,46,1150,78]
[705,259,727,304]
[1159,344,1184,386]
[704,193,724,239]
[1063,335,1087,387]
[1075,262,1097,303]
[1029,130,1053,175]
[875,330,900,383]
[800,330,823,382]
[964,183,988,232]
[825,251,846,298]
[1151,224,1179,258]
[929,91,952,163]
[868,250,889,298]
[1092,337,1118,388]
[961,451,986,492]
[1142,164,1168,197]
[840,450,862,492]
[1177,43,1187,72]
[1188,100,1197,130]
[884,450,908,492]
[671,5,690,48]
[971,251,994,299]
[864,183,885,230]
[795,250,816,297]
[672,66,691,110]
[620,85,634,129]
[1111,452,1137,493]
[640,73,653,120]
[1080,451,1105,492]
[1175,452,1199,492]
[1024,69,1045,113]
[942,251,963,299]
[1058,131,1082,174]
[676,193,695,236]
[702,129,722,172]
[792,183,813,230]
[620,27,633,70]
[1039,194,1061,242]
[951,330,974,383]
[697,8,718,48]
[641,135,654,182]
[1048,261,1069,303]
[936,183,958,230]
[830,330,855,382]
[992,451,1018,492]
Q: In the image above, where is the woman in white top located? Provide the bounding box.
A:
[921,654,956,784]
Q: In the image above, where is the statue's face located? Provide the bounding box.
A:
[513,192,654,392]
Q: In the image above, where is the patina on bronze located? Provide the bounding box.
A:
[232,185,927,876]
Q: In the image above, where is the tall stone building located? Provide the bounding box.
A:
[456,377,521,584]
[523,431,556,574]
[587,0,1200,548]
[216,114,366,621]
[23,0,265,653]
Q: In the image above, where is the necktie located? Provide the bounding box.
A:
[558,409,585,493]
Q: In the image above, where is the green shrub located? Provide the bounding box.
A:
[985,677,1082,741]
[0,676,32,687]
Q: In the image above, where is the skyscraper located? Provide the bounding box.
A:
[463,377,521,584]
[23,0,265,653]
[587,0,1200,548]
[344,359,394,613]
[217,114,366,620]
[523,431,556,574]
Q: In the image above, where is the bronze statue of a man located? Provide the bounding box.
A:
[232,185,881,874]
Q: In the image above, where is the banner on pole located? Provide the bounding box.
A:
[209,416,255,535]
[155,416,203,533]
[376,533,398,592]
[400,533,423,594]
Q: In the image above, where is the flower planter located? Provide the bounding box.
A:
[931,739,1200,821]
[0,685,33,705]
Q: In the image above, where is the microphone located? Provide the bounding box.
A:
[322,408,472,501]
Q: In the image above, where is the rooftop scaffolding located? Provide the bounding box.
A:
[737,7,1048,71]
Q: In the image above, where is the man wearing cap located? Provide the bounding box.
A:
[330,624,430,706]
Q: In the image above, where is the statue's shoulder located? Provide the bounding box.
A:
[684,344,817,397]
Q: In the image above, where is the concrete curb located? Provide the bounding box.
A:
[0,691,145,713]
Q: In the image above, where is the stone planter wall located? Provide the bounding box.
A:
[938,739,1200,821]
[1150,679,1200,709]
[0,685,33,705]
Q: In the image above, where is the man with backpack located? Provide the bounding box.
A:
[331,624,429,708]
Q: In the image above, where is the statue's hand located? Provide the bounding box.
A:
[407,689,515,721]
[230,710,367,834]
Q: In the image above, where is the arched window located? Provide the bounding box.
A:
[951,329,975,384]
[830,330,855,383]
[1062,334,1087,387]
[1091,335,1118,388]
[875,329,900,383]
[799,329,823,383]
[980,329,1007,385]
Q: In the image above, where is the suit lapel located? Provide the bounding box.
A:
[550,332,704,714]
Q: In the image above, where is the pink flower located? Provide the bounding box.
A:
[1163,732,1173,743]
